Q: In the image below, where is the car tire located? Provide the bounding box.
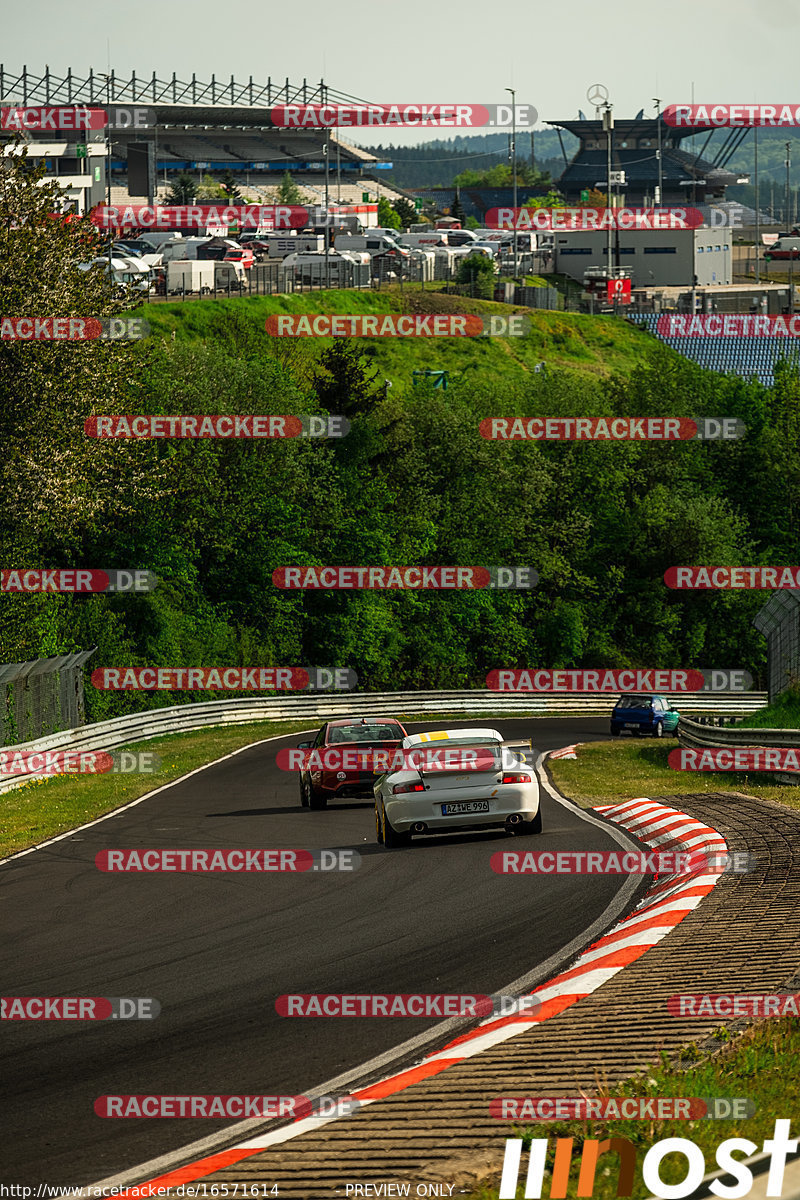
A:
[299,777,309,807]
[654,722,664,739]
[375,804,384,845]
[308,782,328,810]
[515,806,543,835]
[381,804,410,848]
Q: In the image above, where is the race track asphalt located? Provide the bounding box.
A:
[0,716,648,1185]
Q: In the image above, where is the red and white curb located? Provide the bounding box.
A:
[108,791,727,1195]
[548,743,581,760]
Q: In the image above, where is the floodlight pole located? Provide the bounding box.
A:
[324,127,330,289]
[653,97,662,205]
[506,87,518,279]
[603,103,614,280]
[754,125,760,283]
[787,142,794,309]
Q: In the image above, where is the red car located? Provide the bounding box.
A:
[224,246,254,269]
[296,717,408,809]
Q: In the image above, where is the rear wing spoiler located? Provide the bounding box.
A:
[500,739,537,767]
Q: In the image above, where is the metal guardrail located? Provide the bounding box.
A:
[0,690,767,795]
[677,713,797,751]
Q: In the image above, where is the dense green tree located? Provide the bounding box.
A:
[456,253,496,298]
[277,171,304,204]
[377,196,401,229]
[391,197,416,228]
[164,172,198,204]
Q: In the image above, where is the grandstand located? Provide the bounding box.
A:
[632,314,800,386]
[548,113,743,206]
[0,66,402,209]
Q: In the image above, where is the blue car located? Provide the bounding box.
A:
[610,694,680,739]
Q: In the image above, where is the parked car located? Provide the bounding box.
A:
[223,245,255,269]
[765,236,800,261]
[374,727,540,847]
[610,695,680,738]
[442,229,478,247]
[296,717,408,809]
[467,241,500,258]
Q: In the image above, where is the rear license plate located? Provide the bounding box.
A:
[624,723,639,729]
[441,801,490,816]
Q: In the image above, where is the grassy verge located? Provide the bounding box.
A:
[0,720,316,859]
[547,737,800,812]
[462,1016,800,1199]
[140,291,660,382]
[739,687,800,729]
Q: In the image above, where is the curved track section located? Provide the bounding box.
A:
[0,717,646,1184]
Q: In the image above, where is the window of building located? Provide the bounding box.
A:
[643,246,677,254]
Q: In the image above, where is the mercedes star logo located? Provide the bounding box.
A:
[586,83,609,106]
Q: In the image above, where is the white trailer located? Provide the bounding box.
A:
[398,231,447,250]
[214,260,247,289]
[167,260,216,294]
[333,233,406,257]
[280,251,371,288]
[405,249,436,281]
[266,235,324,257]
[160,237,212,264]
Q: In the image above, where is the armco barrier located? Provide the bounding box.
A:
[677,713,797,751]
[0,689,767,795]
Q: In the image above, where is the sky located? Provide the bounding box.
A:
[3,0,799,147]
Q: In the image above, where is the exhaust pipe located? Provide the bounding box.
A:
[411,822,428,834]
[506,814,523,826]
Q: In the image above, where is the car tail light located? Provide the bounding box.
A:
[501,773,532,784]
[392,781,425,795]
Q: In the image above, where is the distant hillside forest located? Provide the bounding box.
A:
[361,128,800,202]
[361,130,574,190]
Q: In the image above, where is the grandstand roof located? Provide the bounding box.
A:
[547,114,740,201]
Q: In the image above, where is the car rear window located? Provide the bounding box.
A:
[328,724,401,743]
[617,695,651,707]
